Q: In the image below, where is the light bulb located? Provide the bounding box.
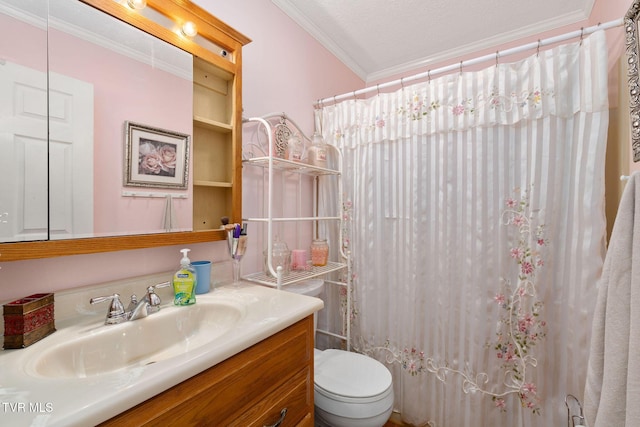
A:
[181,21,197,38]
[126,0,147,10]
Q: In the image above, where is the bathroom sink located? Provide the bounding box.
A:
[27,300,244,378]
[1,282,323,427]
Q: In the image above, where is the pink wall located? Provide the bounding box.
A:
[192,0,365,134]
[0,1,363,302]
[195,0,366,274]
[48,29,193,236]
[0,0,630,302]
[0,14,47,71]
[0,15,193,238]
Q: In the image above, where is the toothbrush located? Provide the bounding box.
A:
[232,224,241,257]
[237,223,248,256]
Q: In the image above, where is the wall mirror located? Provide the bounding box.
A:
[626,0,640,162]
[0,0,249,260]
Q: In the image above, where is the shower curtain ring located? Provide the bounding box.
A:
[376,84,380,96]
[536,39,541,57]
[400,77,405,89]
[459,61,463,75]
[427,70,431,84]
[580,27,584,45]
[495,51,499,67]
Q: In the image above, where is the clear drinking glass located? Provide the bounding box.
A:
[264,240,291,277]
[227,225,247,286]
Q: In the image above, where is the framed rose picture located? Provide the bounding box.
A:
[124,121,190,189]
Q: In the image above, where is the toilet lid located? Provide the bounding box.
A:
[315,349,392,398]
[285,278,324,297]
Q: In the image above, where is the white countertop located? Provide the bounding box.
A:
[0,281,323,426]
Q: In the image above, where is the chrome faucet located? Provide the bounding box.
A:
[128,282,171,321]
[90,293,127,324]
[127,294,149,321]
[90,281,171,325]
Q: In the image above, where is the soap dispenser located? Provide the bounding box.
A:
[173,248,196,306]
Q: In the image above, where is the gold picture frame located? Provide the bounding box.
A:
[124,121,190,189]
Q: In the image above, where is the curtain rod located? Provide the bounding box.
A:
[316,18,624,106]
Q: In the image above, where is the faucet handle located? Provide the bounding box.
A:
[126,294,138,313]
[90,293,127,325]
[146,281,171,313]
[154,281,171,290]
[146,286,161,310]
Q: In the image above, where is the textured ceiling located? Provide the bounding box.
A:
[272,0,595,82]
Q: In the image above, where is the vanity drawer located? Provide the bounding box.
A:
[100,316,314,426]
[229,367,311,427]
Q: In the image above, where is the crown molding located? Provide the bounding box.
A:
[367,9,591,83]
[272,0,593,84]
[48,15,192,81]
[271,0,368,80]
[0,2,46,30]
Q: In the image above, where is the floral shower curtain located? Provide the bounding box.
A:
[315,31,609,426]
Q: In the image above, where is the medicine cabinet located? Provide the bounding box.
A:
[0,0,249,261]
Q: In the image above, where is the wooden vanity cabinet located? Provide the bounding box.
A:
[99,316,314,426]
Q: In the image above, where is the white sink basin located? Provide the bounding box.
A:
[29,300,244,378]
[0,281,323,427]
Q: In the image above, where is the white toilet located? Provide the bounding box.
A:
[285,279,394,427]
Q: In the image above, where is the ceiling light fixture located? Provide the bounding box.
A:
[126,0,147,10]
[181,21,198,38]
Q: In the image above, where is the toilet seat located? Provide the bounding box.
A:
[314,349,394,419]
[315,349,392,398]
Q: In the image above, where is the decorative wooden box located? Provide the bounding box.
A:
[3,293,56,349]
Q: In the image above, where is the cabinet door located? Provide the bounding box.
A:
[99,317,314,426]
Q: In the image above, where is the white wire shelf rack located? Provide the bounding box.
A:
[243,156,340,176]
[242,113,351,350]
[243,261,346,288]
[243,216,340,222]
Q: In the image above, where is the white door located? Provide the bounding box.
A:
[49,71,94,240]
[0,61,49,242]
[0,61,93,242]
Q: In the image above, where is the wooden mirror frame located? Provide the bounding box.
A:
[0,0,249,261]
[626,0,640,162]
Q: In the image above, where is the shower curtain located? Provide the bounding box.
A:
[316,31,609,426]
